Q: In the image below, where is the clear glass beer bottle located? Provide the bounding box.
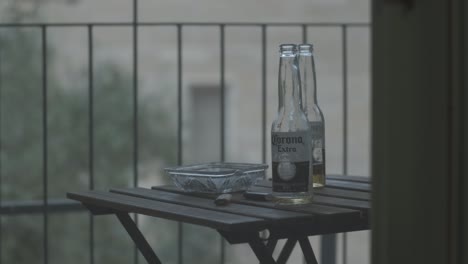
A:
[298,44,326,188]
[271,44,312,204]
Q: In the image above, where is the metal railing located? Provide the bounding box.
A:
[0,2,370,264]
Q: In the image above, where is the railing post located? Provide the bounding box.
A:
[41,24,49,264]
[132,1,140,263]
[176,24,184,264]
[341,24,349,264]
[0,47,3,264]
[261,25,267,164]
[87,24,95,264]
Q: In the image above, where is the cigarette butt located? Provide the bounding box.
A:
[215,194,232,206]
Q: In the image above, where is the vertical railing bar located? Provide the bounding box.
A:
[176,27,183,166]
[342,27,348,174]
[321,236,337,264]
[322,24,351,264]
[342,24,348,264]
[41,25,49,264]
[342,233,347,264]
[219,24,226,264]
[87,24,95,264]
[220,25,226,162]
[301,24,307,264]
[0,49,3,264]
[176,24,184,264]
[302,24,307,43]
[132,1,139,264]
[261,25,267,164]
[132,0,139,189]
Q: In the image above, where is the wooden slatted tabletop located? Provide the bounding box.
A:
[68,175,370,235]
[67,175,371,264]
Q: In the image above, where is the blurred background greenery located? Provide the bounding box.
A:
[0,4,217,263]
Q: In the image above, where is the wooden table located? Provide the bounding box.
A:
[67,175,370,264]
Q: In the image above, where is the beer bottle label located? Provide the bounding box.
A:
[310,121,325,164]
[271,131,310,192]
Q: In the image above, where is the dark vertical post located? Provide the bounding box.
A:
[133,1,139,263]
[302,25,308,43]
[456,2,466,262]
[321,236,336,264]
[261,25,267,164]
[87,24,95,264]
[132,0,139,188]
[41,25,49,264]
[219,24,226,264]
[342,26,348,176]
[176,26,183,167]
[220,25,226,162]
[176,24,184,264]
[0,50,3,264]
[301,25,308,264]
[342,24,348,264]
[342,233,347,264]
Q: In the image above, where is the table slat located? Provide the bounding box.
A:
[326,175,371,183]
[67,191,266,231]
[326,180,371,192]
[248,186,370,214]
[111,188,315,225]
[314,187,370,201]
[255,179,370,192]
[152,186,363,224]
[254,180,370,201]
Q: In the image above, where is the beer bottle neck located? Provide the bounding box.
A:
[298,52,318,113]
[278,54,302,114]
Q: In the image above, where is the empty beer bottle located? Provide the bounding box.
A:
[271,44,312,204]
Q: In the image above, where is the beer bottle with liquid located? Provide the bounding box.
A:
[298,44,326,188]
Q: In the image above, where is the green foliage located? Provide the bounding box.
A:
[0,28,183,263]
[0,5,221,263]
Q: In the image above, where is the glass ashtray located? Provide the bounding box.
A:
[164,162,268,193]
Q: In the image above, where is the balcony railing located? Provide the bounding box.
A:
[0,4,370,264]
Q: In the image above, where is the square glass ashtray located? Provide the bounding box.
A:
[165,162,268,193]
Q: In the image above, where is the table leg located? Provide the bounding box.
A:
[258,239,278,264]
[298,237,318,264]
[220,231,319,264]
[276,238,297,264]
[116,213,162,264]
[249,237,278,264]
[266,239,278,253]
